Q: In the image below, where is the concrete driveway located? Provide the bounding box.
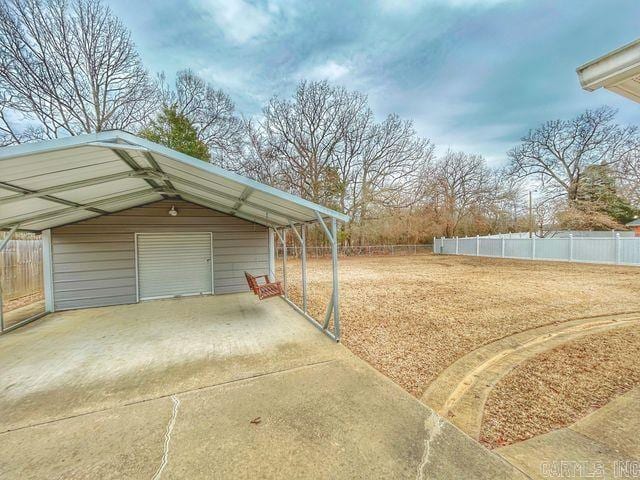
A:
[0,294,524,479]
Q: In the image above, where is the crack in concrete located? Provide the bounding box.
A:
[152,395,180,480]
[0,359,338,436]
[416,412,443,480]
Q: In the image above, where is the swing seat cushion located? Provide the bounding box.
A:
[244,272,283,300]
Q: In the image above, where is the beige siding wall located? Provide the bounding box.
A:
[51,200,268,310]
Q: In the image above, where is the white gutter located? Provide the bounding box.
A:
[577,38,640,102]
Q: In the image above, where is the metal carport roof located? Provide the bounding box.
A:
[0,131,349,232]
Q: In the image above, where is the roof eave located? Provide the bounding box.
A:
[577,38,640,92]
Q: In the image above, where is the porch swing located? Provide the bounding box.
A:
[244,271,283,300]
[244,211,284,300]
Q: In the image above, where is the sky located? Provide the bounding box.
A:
[107,0,640,165]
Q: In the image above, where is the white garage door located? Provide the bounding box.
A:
[136,233,213,300]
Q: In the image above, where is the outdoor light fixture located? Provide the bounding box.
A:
[168,205,178,217]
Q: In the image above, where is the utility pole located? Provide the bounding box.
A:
[528,191,534,239]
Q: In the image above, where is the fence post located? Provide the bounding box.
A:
[476,235,480,256]
[501,237,505,258]
[531,236,536,259]
[616,233,621,265]
[455,236,459,254]
[568,234,573,262]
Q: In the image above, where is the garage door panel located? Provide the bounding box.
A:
[137,233,213,300]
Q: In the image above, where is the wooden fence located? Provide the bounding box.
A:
[0,237,43,301]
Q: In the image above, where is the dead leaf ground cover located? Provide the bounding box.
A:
[480,325,640,448]
[278,254,640,396]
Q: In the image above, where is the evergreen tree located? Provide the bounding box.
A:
[141,106,210,161]
[577,164,637,224]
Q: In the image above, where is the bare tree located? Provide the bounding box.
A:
[341,113,434,222]
[508,106,639,204]
[426,151,498,236]
[232,118,279,185]
[161,70,244,164]
[485,167,527,233]
[260,80,434,236]
[0,0,157,144]
[263,80,367,206]
[617,151,640,207]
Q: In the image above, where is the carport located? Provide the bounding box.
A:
[0,133,524,479]
[0,131,347,339]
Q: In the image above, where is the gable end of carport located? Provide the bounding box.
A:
[49,199,269,311]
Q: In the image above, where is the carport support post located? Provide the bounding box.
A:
[330,218,340,340]
[42,229,54,313]
[289,222,308,313]
[281,229,287,297]
[301,224,308,313]
[0,224,20,333]
[273,228,287,296]
[268,228,276,281]
[315,212,341,340]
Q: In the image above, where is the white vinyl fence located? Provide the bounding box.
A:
[434,234,640,266]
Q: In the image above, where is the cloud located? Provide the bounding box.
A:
[303,60,350,81]
[108,0,640,165]
[378,0,515,12]
[198,65,249,91]
[197,0,272,43]
[434,0,515,6]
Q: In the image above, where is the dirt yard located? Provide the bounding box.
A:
[278,254,640,397]
[480,324,640,448]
